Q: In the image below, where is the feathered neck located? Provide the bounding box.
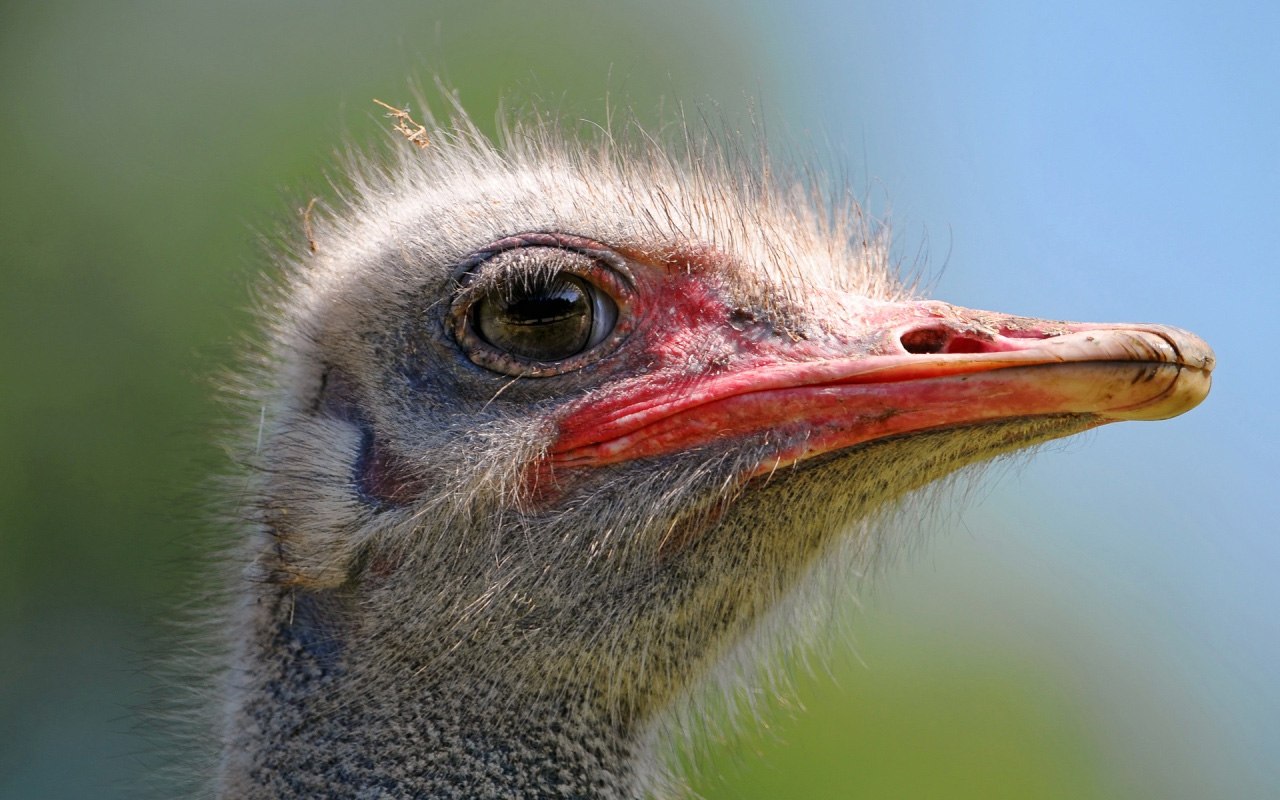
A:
[217,583,664,799]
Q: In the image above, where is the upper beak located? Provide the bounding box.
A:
[547,301,1214,476]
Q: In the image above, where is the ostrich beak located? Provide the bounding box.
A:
[548,302,1215,477]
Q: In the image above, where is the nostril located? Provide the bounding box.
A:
[899,327,949,354]
[899,326,996,355]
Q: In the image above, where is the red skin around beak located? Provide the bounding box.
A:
[547,290,1214,481]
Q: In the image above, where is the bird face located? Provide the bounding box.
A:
[250,141,1212,722]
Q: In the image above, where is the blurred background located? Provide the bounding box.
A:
[2,1,1275,797]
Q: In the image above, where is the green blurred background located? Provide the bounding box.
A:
[3,2,1276,798]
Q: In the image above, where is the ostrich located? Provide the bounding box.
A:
[213,103,1213,798]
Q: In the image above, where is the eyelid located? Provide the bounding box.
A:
[450,232,636,288]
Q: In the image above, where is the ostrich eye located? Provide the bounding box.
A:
[473,273,617,361]
[450,239,634,377]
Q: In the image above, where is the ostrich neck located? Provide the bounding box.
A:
[217,585,650,800]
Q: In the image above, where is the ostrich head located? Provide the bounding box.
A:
[214,103,1213,798]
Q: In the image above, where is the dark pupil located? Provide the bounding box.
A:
[475,273,593,361]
